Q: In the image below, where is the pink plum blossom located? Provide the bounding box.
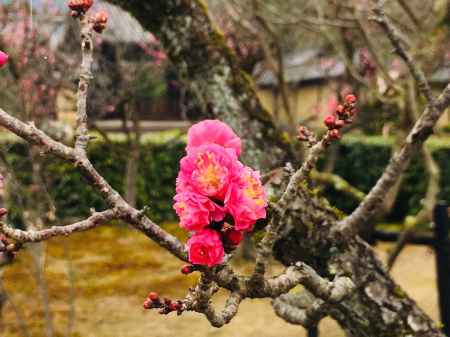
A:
[173,192,225,232]
[226,167,267,232]
[187,120,241,157]
[174,120,268,266]
[187,229,225,266]
[177,143,241,200]
[0,51,8,68]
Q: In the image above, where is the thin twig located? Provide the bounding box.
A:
[372,1,434,104]
[0,210,116,243]
[335,83,450,237]
[74,15,94,152]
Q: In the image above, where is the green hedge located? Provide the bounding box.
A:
[4,135,450,226]
[322,136,450,221]
[5,140,185,226]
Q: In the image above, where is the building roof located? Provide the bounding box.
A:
[3,0,152,48]
[255,48,450,88]
[430,66,450,84]
[91,1,150,44]
[254,49,345,87]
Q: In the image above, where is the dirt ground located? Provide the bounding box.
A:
[1,225,439,337]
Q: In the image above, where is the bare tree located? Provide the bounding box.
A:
[0,1,449,337]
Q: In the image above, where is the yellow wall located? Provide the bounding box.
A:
[257,83,450,130]
[257,82,337,129]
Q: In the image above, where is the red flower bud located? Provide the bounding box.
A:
[0,51,8,68]
[95,10,108,24]
[163,298,172,306]
[328,129,341,140]
[345,94,357,104]
[143,299,152,309]
[148,292,159,302]
[225,230,244,246]
[334,120,345,129]
[0,208,7,217]
[324,115,336,129]
[169,302,180,311]
[335,104,344,115]
[93,10,108,33]
[181,264,193,275]
[68,0,93,13]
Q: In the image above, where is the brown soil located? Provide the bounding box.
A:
[1,225,439,337]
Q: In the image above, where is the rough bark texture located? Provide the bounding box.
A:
[273,185,444,337]
[104,1,448,337]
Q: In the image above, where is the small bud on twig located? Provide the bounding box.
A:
[93,11,108,33]
[0,208,7,218]
[181,264,194,275]
[68,0,93,16]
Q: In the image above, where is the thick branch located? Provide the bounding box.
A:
[264,262,355,302]
[311,170,365,201]
[252,138,327,280]
[273,292,328,327]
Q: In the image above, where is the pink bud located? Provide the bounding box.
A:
[334,120,345,129]
[324,115,336,129]
[0,51,9,68]
[345,94,357,104]
[225,230,244,246]
[335,104,344,115]
[328,129,341,140]
[0,208,7,218]
[181,265,193,275]
[148,292,159,302]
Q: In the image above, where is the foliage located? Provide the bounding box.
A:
[5,134,450,227]
[322,136,450,222]
[5,139,185,227]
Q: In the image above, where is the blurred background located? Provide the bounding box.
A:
[0,0,449,336]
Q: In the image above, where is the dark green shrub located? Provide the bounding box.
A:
[3,135,450,225]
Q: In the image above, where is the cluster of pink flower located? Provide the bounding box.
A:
[174,120,268,267]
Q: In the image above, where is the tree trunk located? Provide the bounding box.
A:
[107,1,444,335]
[274,185,444,337]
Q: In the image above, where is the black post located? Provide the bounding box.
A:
[434,201,450,337]
[307,326,318,337]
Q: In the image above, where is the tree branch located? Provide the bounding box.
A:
[371,1,434,104]
[252,137,328,281]
[74,15,94,152]
[335,84,450,237]
[273,292,328,327]
[0,210,116,243]
[0,107,187,260]
[311,170,365,201]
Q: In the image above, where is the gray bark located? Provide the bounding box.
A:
[104,1,447,336]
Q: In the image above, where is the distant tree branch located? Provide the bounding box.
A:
[0,210,116,243]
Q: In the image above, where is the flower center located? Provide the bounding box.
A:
[244,174,265,206]
[193,151,227,196]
